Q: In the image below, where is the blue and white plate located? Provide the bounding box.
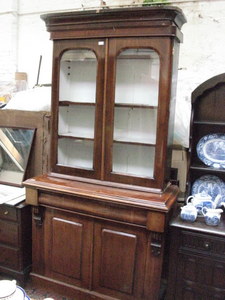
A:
[197,133,225,168]
[192,175,225,201]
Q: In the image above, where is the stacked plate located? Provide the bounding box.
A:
[197,133,225,168]
[191,133,225,207]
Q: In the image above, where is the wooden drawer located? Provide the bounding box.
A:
[0,245,20,269]
[180,230,225,257]
[0,205,17,222]
[0,220,19,246]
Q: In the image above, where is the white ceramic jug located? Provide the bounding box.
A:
[202,207,223,226]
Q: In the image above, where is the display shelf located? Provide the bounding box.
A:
[190,164,225,172]
[193,121,225,126]
[59,101,96,106]
[113,139,156,147]
[114,103,157,109]
[58,135,94,141]
[187,73,225,195]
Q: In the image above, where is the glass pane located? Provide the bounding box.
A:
[58,105,95,139]
[0,127,35,185]
[113,48,159,178]
[113,143,155,177]
[59,49,97,103]
[58,138,94,169]
[114,107,157,144]
[115,48,159,106]
[58,49,97,169]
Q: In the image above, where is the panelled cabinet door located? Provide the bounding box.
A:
[51,39,105,179]
[43,208,93,288]
[92,221,148,300]
[175,253,225,300]
[104,37,173,189]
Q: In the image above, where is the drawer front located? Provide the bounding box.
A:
[180,230,225,256]
[0,206,17,222]
[0,245,20,269]
[0,220,19,246]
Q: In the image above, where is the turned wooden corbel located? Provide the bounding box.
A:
[33,206,44,227]
[150,232,163,257]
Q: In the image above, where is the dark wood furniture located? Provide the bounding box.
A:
[0,111,50,285]
[166,74,225,299]
[0,110,51,177]
[0,202,32,286]
[24,7,186,300]
[166,214,225,300]
[187,73,225,194]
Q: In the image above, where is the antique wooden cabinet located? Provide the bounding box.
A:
[166,74,225,300]
[24,6,186,300]
[0,202,32,286]
[166,214,225,300]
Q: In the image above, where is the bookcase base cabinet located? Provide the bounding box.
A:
[31,207,164,300]
[25,176,179,300]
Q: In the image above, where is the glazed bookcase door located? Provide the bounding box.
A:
[51,39,105,179]
[104,38,173,189]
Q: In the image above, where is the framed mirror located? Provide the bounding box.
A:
[0,127,35,186]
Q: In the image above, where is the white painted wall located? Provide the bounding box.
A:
[1,0,225,147]
[175,1,225,146]
[0,0,18,81]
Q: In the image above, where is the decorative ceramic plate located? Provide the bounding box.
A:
[13,286,26,300]
[191,175,225,201]
[17,286,30,300]
[197,133,225,168]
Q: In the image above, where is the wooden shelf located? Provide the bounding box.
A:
[58,134,94,141]
[113,139,155,147]
[193,120,225,126]
[59,101,95,106]
[115,103,157,109]
[190,164,225,173]
[117,54,157,60]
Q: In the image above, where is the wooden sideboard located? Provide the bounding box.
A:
[0,202,32,286]
[166,213,225,300]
